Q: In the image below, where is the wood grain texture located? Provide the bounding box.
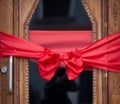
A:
[101,1,109,104]
[82,0,103,104]
[17,0,39,104]
[13,0,20,103]
[0,0,120,104]
[108,0,120,104]
[0,0,13,104]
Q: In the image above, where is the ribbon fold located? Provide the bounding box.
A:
[0,31,120,81]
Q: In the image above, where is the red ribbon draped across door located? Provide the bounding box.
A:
[0,31,120,81]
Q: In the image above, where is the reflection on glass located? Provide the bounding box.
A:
[29,0,92,104]
[41,67,78,104]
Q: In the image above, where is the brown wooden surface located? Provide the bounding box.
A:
[13,0,20,103]
[108,0,120,104]
[0,0,13,104]
[83,0,120,104]
[82,0,103,104]
[14,0,39,104]
[101,0,108,104]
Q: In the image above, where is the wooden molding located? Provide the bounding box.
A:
[23,0,39,104]
[81,1,103,104]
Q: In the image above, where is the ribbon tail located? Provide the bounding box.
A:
[81,32,120,72]
[0,32,44,58]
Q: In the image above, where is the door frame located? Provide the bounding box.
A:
[20,0,102,104]
[22,0,102,104]
[13,0,109,104]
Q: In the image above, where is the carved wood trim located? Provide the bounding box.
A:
[81,0,97,41]
[24,0,39,38]
[23,0,39,104]
[13,0,41,104]
[23,1,39,102]
[81,1,98,104]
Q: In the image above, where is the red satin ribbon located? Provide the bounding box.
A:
[0,31,120,80]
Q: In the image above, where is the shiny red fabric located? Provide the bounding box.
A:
[29,30,92,54]
[0,31,120,81]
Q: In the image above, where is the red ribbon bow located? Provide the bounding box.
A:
[38,49,83,80]
[1,31,120,81]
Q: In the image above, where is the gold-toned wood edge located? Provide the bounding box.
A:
[81,1,98,104]
[23,0,39,104]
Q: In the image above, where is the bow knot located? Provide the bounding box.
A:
[63,50,83,80]
[38,49,83,81]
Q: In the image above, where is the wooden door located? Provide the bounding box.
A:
[0,0,37,104]
[0,0,14,104]
[0,0,120,104]
[107,0,120,104]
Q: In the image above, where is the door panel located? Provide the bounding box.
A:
[0,0,120,104]
[108,0,120,103]
[0,0,13,104]
[14,0,39,104]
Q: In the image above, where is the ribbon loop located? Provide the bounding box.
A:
[38,49,84,81]
[38,48,61,80]
[63,50,83,80]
